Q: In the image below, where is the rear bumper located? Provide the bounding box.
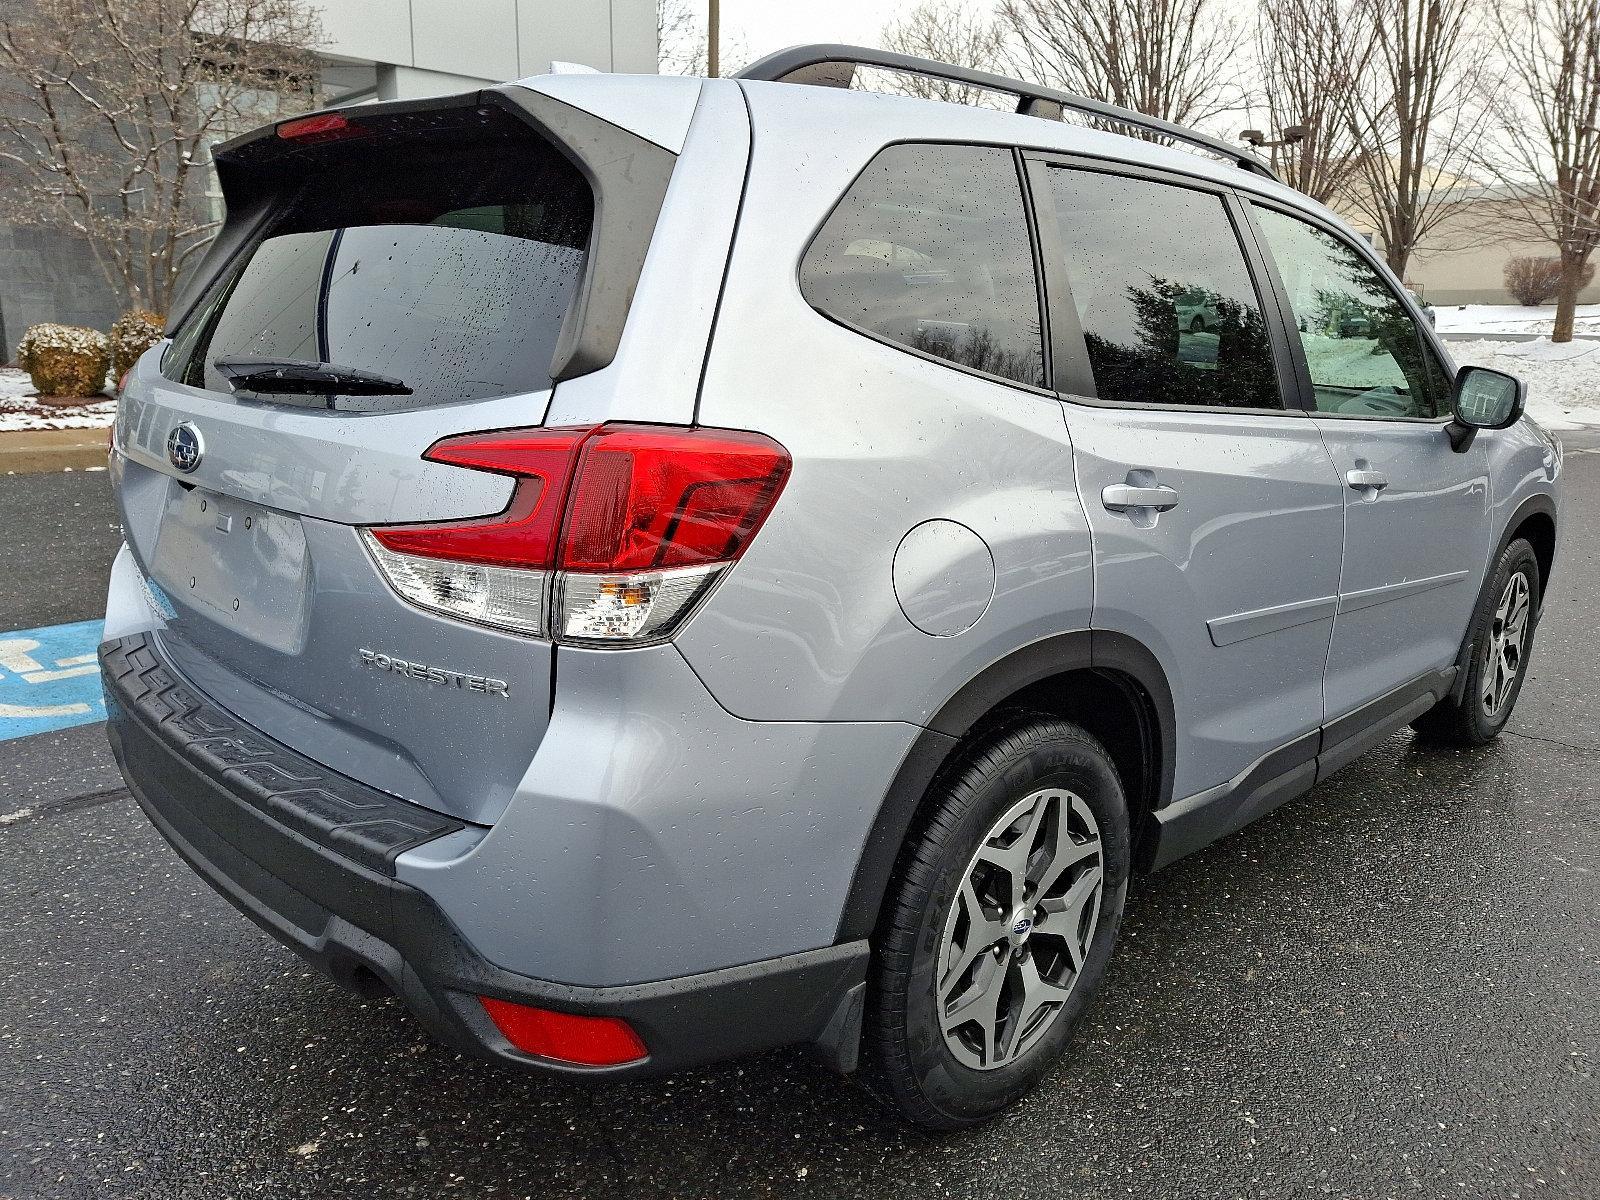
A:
[101,633,868,1077]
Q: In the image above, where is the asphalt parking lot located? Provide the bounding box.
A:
[0,453,1595,1199]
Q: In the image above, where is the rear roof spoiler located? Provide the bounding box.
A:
[169,86,676,384]
[736,44,1278,182]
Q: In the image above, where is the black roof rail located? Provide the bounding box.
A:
[734,44,1278,182]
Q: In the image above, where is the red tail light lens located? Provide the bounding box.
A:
[560,426,792,571]
[479,996,647,1067]
[368,427,592,569]
[363,424,791,644]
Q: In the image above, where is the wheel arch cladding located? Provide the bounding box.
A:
[1447,492,1555,707]
[1512,507,1556,597]
[835,630,1175,942]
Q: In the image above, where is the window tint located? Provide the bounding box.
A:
[800,144,1045,388]
[1046,168,1281,410]
[167,127,592,411]
[1253,207,1449,419]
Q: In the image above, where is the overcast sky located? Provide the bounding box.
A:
[716,0,929,60]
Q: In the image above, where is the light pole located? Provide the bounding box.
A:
[708,0,720,77]
[1239,124,1308,173]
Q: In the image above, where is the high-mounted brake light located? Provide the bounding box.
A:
[479,996,647,1067]
[276,112,360,142]
[362,424,791,645]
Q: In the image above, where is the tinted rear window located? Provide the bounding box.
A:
[166,124,592,410]
[800,144,1045,388]
[1045,168,1280,410]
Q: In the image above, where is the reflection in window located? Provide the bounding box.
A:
[1253,207,1449,419]
[800,144,1045,387]
[1047,169,1281,409]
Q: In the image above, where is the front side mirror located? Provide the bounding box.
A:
[1446,365,1525,450]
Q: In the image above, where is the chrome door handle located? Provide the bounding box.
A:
[1346,469,1388,491]
[1102,483,1179,513]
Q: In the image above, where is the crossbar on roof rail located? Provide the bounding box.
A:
[734,44,1278,182]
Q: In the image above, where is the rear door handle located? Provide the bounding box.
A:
[1102,483,1179,513]
[1346,469,1388,492]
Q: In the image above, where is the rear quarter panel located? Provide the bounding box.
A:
[680,85,1093,723]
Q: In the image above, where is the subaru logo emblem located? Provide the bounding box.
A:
[1011,916,1033,938]
[166,422,203,473]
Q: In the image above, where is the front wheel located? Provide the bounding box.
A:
[1413,538,1541,745]
[864,715,1130,1129]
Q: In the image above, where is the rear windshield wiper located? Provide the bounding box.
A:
[214,357,414,397]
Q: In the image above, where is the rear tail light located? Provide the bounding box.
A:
[479,996,647,1067]
[363,424,790,645]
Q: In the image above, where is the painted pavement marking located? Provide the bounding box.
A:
[0,619,107,741]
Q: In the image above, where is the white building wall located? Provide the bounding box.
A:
[318,0,658,100]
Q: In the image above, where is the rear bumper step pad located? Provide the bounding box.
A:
[100,632,867,1077]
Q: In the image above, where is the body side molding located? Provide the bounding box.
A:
[1207,594,1339,647]
[1337,570,1468,615]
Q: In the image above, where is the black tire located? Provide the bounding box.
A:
[863,714,1130,1129]
[1412,538,1541,746]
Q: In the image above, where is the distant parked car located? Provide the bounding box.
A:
[1175,287,1220,333]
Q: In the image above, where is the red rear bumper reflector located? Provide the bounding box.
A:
[479,996,648,1066]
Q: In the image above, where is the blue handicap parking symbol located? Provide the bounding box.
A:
[0,619,107,742]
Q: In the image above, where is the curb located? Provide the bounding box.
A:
[1437,331,1600,344]
[0,428,111,474]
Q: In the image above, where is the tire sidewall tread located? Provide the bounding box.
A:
[1414,538,1541,746]
[864,713,1130,1129]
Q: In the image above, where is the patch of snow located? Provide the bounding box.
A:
[0,367,116,432]
[1483,337,1599,363]
[0,366,36,401]
[1433,303,1600,338]
[1448,338,1600,431]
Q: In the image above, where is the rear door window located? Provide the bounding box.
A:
[1044,168,1282,410]
[166,133,593,410]
[800,144,1046,388]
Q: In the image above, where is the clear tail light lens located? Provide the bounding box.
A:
[361,533,549,636]
[554,563,723,643]
[363,424,790,645]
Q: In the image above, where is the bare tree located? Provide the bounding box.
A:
[879,0,1008,106]
[657,0,747,78]
[1253,0,1367,205]
[996,0,1243,130]
[657,0,704,76]
[0,0,321,315]
[1340,0,1493,279]
[1479,0,1600,342]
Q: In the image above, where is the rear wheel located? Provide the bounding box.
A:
[864,715,1129,1129]
[1413,538,1541,746]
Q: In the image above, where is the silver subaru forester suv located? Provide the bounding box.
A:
[102,46,1560,1128]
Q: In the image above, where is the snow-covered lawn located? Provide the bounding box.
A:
[1450,338,1600,431]
[1435,303,1600,338]
[0,367,116,432]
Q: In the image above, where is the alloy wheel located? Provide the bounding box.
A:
[936,788,1103,1071]
[1481,571,1531,719]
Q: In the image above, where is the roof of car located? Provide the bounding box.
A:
[735,44,1277,182]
